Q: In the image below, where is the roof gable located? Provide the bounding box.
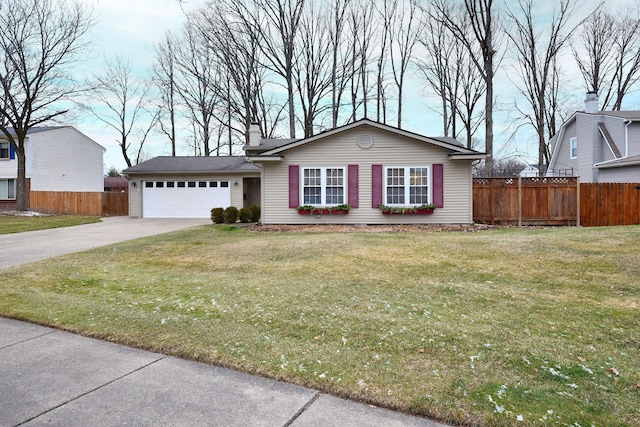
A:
[254,119,483,157]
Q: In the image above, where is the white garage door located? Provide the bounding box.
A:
[142,180,231,218]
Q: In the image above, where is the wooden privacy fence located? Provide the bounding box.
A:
[580,183,640,226]
[473,177,579,226]
[30,191,128,216]
[473,178,640,226]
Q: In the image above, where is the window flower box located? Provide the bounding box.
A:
[378,204,435,215]
[296,204,351,215]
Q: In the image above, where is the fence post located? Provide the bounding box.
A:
[518,176,522,227]
[576,177,580,227]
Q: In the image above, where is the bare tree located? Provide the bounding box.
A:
[506,0,586,170]
[255,0,305,138]
[374,0,394,124]
[152,32,179,156]
[295,1,333,136]
[572,9,615,102]
[574,6,640,110]
[328,0,354,127]
[417,14,457,138]
[173,19,220,156]
[347,0,375,121]
[0,0,93,210]
[491,157,527,177]
[389,0,421,128]
[426,0,499,175]
[83,55,159,167]
[608,10,640,110]
[193,0,287,149]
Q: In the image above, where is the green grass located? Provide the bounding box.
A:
[0,215,100,234]
[1,225,639,426]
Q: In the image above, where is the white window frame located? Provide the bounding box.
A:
[301,167,346,206]
[384,166,431,207]
[0,178,15,200]
[570,137,578,159]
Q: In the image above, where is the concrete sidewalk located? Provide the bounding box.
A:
[0,317,446,426]
[0,217,210,269]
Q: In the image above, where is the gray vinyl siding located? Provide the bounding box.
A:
[127,172,256,218]
[553,120,579,177]
[599,166,640,182]
[602,115,625,160]
[260,126,474,225]
[628,123,640,157]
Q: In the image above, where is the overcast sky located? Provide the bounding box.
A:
[76,0,640,172]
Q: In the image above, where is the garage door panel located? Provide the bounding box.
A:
[143,181,230,218]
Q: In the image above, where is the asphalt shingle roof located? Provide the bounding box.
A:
[123,156,259,174]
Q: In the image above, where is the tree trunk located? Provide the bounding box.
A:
[15,143,27,211]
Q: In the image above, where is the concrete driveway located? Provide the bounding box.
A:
[0,217,210,269]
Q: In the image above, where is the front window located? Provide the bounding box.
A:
[302,167,344,206]
[0,142,9,159]
[0,179,15,199]
[570,137,577,159]
[385,166,430,206]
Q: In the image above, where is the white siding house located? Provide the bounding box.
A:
[0,126,104,209]
[26,127,105,191]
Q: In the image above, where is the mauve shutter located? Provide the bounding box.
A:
[432,163,444,208]
[348,165,359,208]
[289,165,300,208]
[9,143,15,160]
[371,164,383,208]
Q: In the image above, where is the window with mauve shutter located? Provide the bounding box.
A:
[371,164,383,208]
[289,165,300,208]
[432,164,444,208]
[348,165,359,208]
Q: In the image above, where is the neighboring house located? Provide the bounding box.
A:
[519,165,539,178]
[104,176,129,192]
[548,92,640,182]
[0,126,105,210]
[123,119,484,223]
[123,157,261,218]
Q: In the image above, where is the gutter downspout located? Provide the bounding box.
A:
[624,120,631,159]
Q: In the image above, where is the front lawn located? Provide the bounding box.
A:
[1,225,638,426]
[0,214,100,234]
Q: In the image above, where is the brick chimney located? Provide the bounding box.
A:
[248,122,261,147]
[584,91,599,113]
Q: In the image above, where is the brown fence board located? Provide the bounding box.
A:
[580,183,640,226]
[102,192,128,216]
[30,191,128,216]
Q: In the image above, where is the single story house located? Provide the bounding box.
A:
[547,92,640,182]
[124,119,485,224]
[0,126,104,210]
